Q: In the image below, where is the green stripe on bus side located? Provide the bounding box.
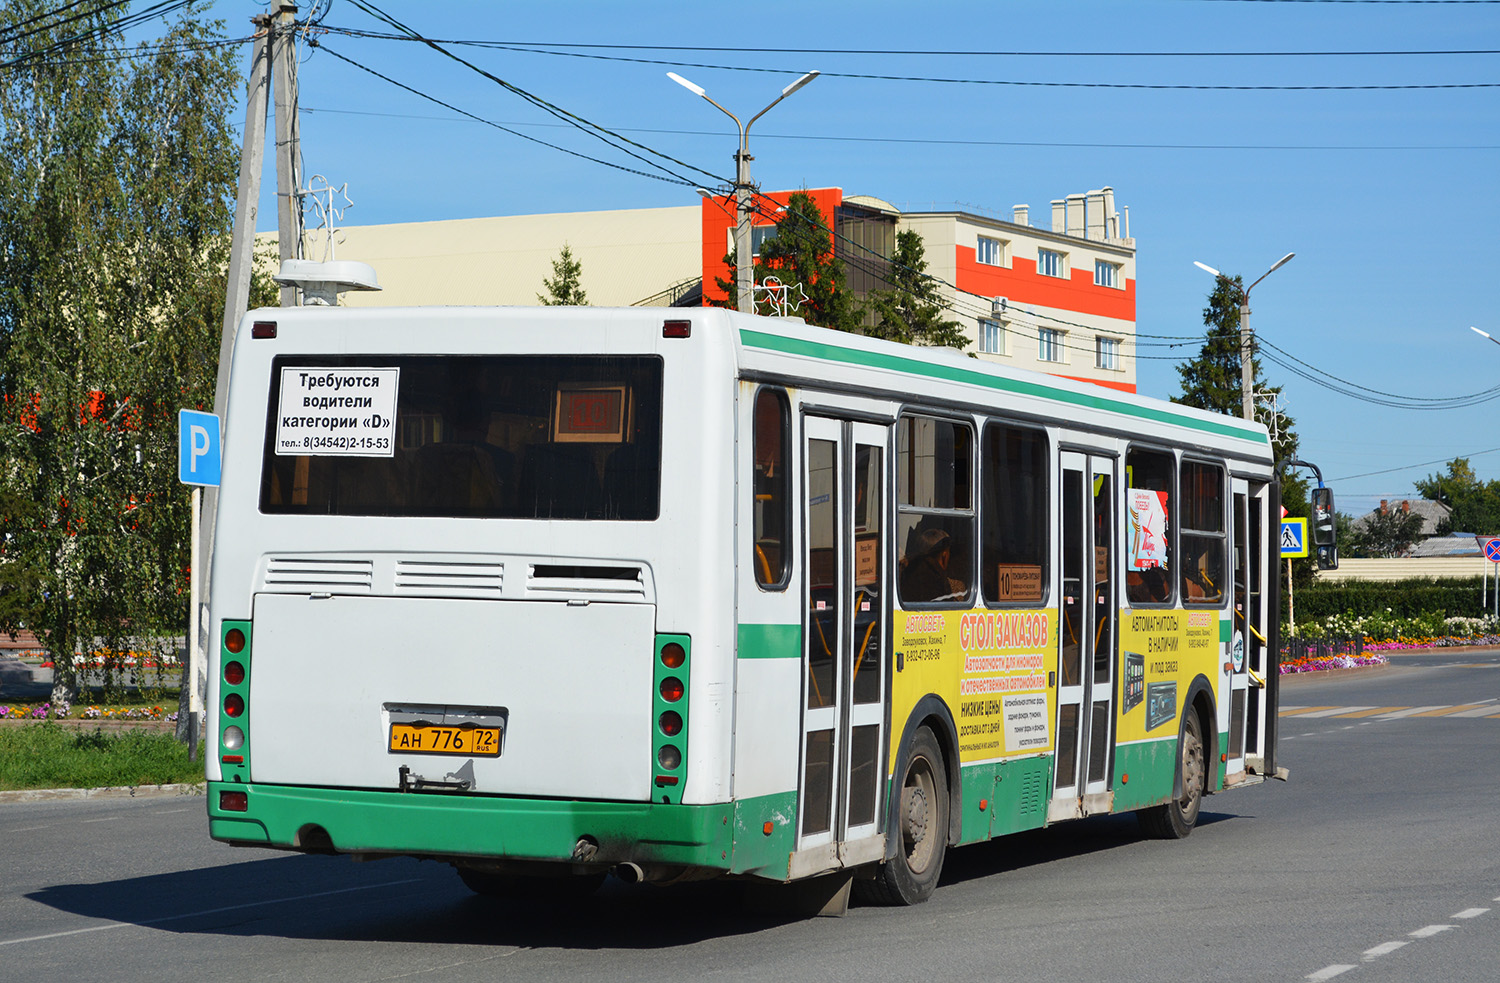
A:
[738,327,1267,445]
[737,623,802,659]
[1112,737,1179,812]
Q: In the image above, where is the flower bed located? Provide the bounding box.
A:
[1281,652,1389,674]
[0,702,175,722]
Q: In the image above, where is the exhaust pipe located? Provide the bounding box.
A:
[613,862,645,885]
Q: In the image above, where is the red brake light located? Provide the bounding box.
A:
[225,629,245,654]
[659,677,684,702]
[224,662,245,686]
[251,321,277,339]
[662,320,691,338]
[660,643,685,669]
[659,710,683,736]
[219,790,248,811]
[224,693,244,718]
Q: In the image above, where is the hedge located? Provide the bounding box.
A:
[1294,577,1486,620]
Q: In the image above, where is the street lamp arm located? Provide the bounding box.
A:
[1472,325,1500,347]
[667,72,744,139]
[1246,251,1295,298]
[746,70,819,135]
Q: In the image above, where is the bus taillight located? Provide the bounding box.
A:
[660,642,685,669]
[659,677,684,702]
[225,628,246,654]
[224,661,245,686]
[658,710,682,736]
[224,693,244,718]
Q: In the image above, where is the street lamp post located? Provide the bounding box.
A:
[1194,252,1295,421]
[669,70,819,314]
[1472,326,1500,349]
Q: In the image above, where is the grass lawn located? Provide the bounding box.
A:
[0,722,204,791]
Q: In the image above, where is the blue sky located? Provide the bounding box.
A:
[186,0,1499,518]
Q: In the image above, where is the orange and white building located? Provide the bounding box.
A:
[292,183,1137,392]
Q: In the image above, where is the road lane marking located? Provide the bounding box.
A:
[0,878,422,947]
[80,817,118,823]
[1362,940,1407,960]
[1296,706,1377,718]
[1306,965,1355,981]
[1408,924,1455,938]
[1374,706,1448,719]
[1335,706,1407,717]
[1411,705,1488,717]
[1280,706,1339,716]
[1453,907,1490,918]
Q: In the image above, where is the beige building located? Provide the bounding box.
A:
[269,184,1138,391]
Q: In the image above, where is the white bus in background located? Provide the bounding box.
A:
[206,304,1283,909]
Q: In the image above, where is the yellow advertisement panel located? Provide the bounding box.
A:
[891,608,1058,770]
[1116,609,1221,743]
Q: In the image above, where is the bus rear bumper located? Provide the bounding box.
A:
[206,781,792,874]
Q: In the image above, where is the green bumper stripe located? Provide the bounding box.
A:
[209,783,797,876]
[737,623,801,659]
[739,327,1267,444]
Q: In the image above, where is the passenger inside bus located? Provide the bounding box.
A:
[900,527,967,603]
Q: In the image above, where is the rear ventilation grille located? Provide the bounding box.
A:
[263,557,373,593]
[527,564,645,596]
[395,560,504,596]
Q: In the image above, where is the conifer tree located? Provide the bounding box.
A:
[867,230,965,348]
[538,244,588,305]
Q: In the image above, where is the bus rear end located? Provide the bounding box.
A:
[205,306,737,889]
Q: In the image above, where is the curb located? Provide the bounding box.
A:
[0,782,204,804]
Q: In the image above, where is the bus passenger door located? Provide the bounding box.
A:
[1231,479,1268,778]
[1052,452,1118,819]
[799,416,888,865]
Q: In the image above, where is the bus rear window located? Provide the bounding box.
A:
[260,355,663,519]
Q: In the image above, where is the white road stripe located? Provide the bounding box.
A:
[1446,707,1500,718]
[1409,924,1455,938]
[1453,907,1490,918]
[1362,940,1407,960]
[1307,966,1356,981]
[0,879,422,947]
[1297,706,1377,718]
[1375,706,1448,719]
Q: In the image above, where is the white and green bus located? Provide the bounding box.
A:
[206,304,1283,906]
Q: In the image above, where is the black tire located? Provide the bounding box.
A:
[855,726,949,906]
[1138,707,1205,840]
[456,866,606,901]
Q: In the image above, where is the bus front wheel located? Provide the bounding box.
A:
[1138,708,1204,839]
[857,726,948,906]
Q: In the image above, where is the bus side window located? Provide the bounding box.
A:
[1180,460,1226,604]
[1125,447,1175,606]
[753,388,790,589]
[896,414,975,607]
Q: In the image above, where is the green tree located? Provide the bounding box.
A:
[867,230,966,348]
[537,244,588,305]
[716,191,864,332]
[1344,506,1425,558]
[1173,273,1312,584]
[0,2,249,706]
[1417,458,1500,535]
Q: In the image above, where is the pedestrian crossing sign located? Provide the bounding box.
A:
[1280,518,1309,558]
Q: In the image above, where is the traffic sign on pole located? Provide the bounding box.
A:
[178,409,222,487]
[1280,518,1309,558]
[1486,538,1500,564]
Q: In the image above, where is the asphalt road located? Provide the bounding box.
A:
[3,650,1498,982]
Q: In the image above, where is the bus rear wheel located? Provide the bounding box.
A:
[856,726,948,906]
[1138,709,1205,839]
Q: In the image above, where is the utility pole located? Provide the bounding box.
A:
[668,71,819,314]
[271,2,303,307]
[1193,252,1294,420]
[181,5,299,746]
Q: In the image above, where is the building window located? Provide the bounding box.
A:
[1038,328,1064,363]
[1038,248,1066,278]
[725,225,778,258]
[1096,336,1120,370]
[1094,260,1120,288]
[979,318,1004,354]
[977,236,1005,267]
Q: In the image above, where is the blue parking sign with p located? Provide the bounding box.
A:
[178,409,221,487]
